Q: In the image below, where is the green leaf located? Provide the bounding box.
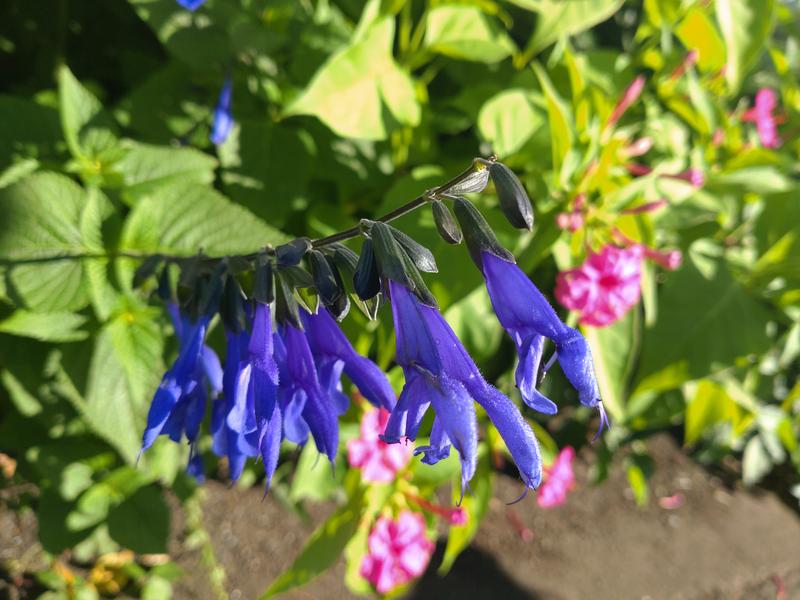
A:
[633,242,773,395]
[583,310,635,423]
[120,180,287,257]
[522,0,624,57]
[715,0,776,93]
[57,64,118,159]
[285,17,420,140]
[0,310,88,342]
[439,450,493,574]
[79,305,163,463]
[684,380,736,445]
[675,7,726,72]
[424,6,515,63]
[477,90,544,157]
[260,489,364,598]
[625,457,649,506]
[0,95,63,186]
[0,172,90,312]
[142,576,173,600]
[107,485,170,553]
[80,187,119,320]
[115,142,217,204]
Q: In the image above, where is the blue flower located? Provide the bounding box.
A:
[248,302,282,490]
[275,321,339,463]
[300,307,396,413]
[141,305,222,455]
[480,251,606,431]
[210,77,234,146]
[177,0,206,12]
[382,281,542,494]
[210,328,258,481]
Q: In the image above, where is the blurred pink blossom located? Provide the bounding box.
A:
[555,245,644,327]
[348,408,412,483]
[620,198,669,215]
[658,492,685,510]
[360,511,434,594]
[742,88,781,148]
[668,168,705,188]
[537,446,576,508]
[448,506,468,526]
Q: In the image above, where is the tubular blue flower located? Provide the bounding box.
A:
[480,251,606,431]
[276,322,339,462]
[383,281,542,493]
[177,0,206,10]
[248,302,282,490]
[210,77,234,146]
[141,305,222,455]
[300,307,396,412]
[211,329,258,481]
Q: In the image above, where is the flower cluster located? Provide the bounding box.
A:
[347,408,412,483]
[142,300,395,489]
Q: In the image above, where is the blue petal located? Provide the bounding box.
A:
[177,0,206,11]
[186,449,205,483]
[466,379,542,489]
[516,335,558,415]
[424,375,478,494]
[318,358,350,415]
[280,388,309,445]
[381,370,430,443]
[142,379,183,451]
[202,346,224,397]
[413,417,451,465]
[555,327,602,408]
[259,402,282,493]
[248,303,279,384]
[302,308,395,411]
[481,251,567,341]
[281,324,338,461]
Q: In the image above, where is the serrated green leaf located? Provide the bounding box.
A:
[57,65,118,159]
[120,180,287,257]
[0,172,90,312]
[0,310,88,342]
[424,6,515,63]
[285,17,419,140]
[115,142,218,204]
[80,305,163,464]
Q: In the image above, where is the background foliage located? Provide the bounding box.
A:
[0,0,798,597]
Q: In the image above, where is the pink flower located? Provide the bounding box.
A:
[607,75,646,129]
[348,408,412,483]
[555,245,643,327]
[360,511,434,594]
[742,88,781,148]
[537,446,576,508]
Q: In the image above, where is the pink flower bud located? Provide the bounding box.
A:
[448,507,468,526]
[625,137,654,157]
[626,163,653,177]
[645,247,683,271]
[607,75,646,129]
[669,49,699,81]
[620,198,668,215]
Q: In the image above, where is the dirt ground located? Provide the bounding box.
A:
[169,434,800,600]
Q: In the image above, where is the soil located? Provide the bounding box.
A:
[169,434,800,600]
[3,434,799,599]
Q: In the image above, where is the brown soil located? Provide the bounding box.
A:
[170,434,800,600]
